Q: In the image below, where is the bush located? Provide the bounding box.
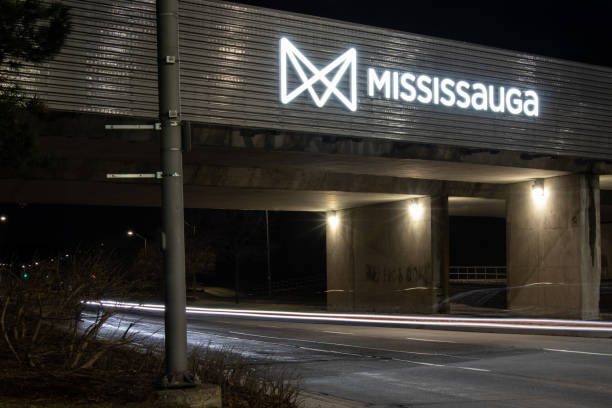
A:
[0,250,133,369]
[0,251,302,407]
[190,345,300,408]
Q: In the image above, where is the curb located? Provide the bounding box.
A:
[299,391,367,408]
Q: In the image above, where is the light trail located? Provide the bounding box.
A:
[85,300,612,333]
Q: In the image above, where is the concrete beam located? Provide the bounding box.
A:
[0,157,507,204]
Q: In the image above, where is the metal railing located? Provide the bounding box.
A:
[449,266,507,282]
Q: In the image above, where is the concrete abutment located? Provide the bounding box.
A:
[506,174,601,319]
[326,197,449,313]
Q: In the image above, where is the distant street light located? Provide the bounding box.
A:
[0,215,7,272]
[127,229,147,255]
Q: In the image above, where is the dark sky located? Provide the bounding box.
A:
[230,0,612,68]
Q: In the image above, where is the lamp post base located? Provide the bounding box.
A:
[157,371,200,389]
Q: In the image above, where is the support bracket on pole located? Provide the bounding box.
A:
[106,172,163,179]
[105,123,162,130]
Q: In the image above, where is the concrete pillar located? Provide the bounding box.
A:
[506,174,600,319]
[431,196,450,313]
[601,224,612,280]
[326,196,449,314]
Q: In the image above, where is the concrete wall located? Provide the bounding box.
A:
[326,197,448,313]
[601,224,612,280]
[506,174,601,319]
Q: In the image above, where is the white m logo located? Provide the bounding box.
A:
[280,37,357,112]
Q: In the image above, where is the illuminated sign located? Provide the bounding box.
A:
[280,37,357,111]
[279,38,539,117]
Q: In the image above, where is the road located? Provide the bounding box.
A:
[85,308,612,407]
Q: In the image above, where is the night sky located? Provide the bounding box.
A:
[230,0,612,68]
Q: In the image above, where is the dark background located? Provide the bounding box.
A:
[229,0,612,68]
[1,0,604,289]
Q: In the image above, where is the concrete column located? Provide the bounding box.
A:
[326,197,448,314]
[431,196,450,313]
[506,174,600,319]
[326,209,356,310]
[601,223,612,280]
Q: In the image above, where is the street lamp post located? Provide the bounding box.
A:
[157,0,192,388]
[127,230,147,256]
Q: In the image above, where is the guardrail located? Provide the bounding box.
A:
[450,266,506,282]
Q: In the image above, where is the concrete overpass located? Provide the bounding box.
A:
[2,113,611,320]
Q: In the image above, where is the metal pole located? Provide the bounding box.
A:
[266,210,271,297]
[156,0,192,387]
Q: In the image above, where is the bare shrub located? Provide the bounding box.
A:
[0,249,134,370]
[189,345,301,408]
[0,250,302,407]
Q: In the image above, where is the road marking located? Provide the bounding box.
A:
[258,324,281,329]
[323,331,354,335]
[455,366,491,372]
[300,346,362,357]
[405,337,456,343]
[228,331,460,358]
[394,358,491,372]
[394,358,444,367]
[544,348,612,357]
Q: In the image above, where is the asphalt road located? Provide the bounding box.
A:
[85,309,612,407]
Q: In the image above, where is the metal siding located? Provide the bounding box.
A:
[1,0,159,118]
[2,0,611,159]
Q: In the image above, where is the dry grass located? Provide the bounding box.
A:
[190,345,300,408]
[0,251,301,407]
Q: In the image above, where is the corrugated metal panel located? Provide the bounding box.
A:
[2,0,159,118]
[2,0,612,159]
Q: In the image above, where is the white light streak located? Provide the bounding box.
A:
[86,301,612,333]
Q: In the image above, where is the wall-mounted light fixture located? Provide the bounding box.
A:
[531,178,548,205]
[327,211,339,229]
[408,199,424,220]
